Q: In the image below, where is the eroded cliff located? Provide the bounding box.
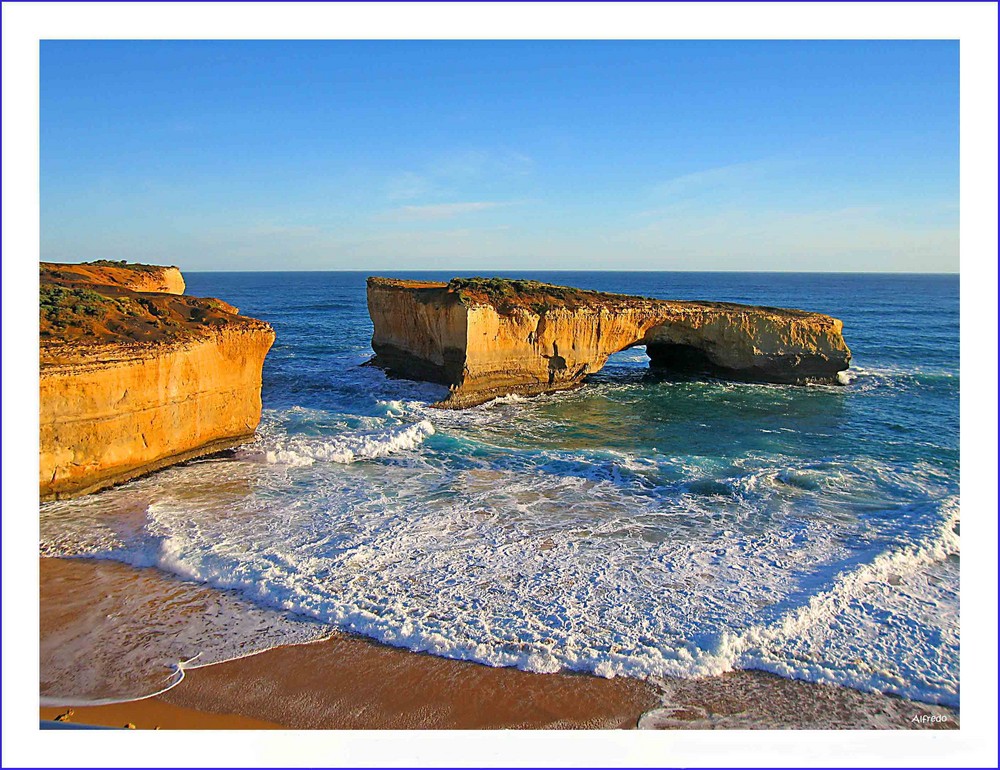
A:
[368,277,851,408]
[40,262,273,500]
[42,260,186,295]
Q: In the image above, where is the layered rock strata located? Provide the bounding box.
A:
[40,262,273,500]
[367,277,851,408]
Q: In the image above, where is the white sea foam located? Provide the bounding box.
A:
[851,363,958,378]
[238,419,435,466]
[483,392,527,406]
[708,496,960,704]
[39,410,960,708]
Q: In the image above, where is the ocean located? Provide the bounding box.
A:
[39,271,959,711]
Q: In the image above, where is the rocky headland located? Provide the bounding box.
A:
[368,277,851,408]
[39,261,274,500]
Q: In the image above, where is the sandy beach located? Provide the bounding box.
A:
[39,557,659,729]
[39,557,958,730]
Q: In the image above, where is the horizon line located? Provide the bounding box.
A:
[175,268,960,276]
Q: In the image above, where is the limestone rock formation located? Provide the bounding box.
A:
[40,262,273,500]
[41,260,186,295]
[367,277,851,408]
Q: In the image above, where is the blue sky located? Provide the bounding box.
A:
[41,40,958,272]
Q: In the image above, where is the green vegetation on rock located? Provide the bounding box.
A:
[447,276,648,314]
[40,285,116,328]
[86,259,173,272]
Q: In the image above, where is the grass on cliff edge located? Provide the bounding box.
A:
[84,259,176,273]
[40,283,237,344]
[40,284,176,333]
[443,277,812,317]
[447,276,654,314]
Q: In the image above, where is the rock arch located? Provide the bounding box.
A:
[367,277,852,408]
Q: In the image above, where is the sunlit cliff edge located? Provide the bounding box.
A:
[367,277,851,409]
[39,261,274,500]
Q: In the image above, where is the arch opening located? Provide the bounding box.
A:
[645,341,718,375]
[601,328,721,381]
[584,343,646,386]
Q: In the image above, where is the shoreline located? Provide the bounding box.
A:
[40,626,660,731]
[39,557,959,730]
[38,557,658,730]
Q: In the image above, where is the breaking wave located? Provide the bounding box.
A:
[40,440,960,706]
[238,419,435,466]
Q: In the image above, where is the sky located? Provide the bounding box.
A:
[40,40,959,272]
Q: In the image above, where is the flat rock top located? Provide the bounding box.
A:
[368,276,824,320]
[40,262,270,369]
[41,261,181,292]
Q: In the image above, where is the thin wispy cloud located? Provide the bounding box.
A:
[432,149,534,180]
[384,150,535,204]
[610,202,958,271]
[244,224,322,237]
[385,172,435,202]
[382,201,515,221]
[642,157,799,214]
[654,160,768,197]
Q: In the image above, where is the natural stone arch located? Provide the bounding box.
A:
[367,277,851,408]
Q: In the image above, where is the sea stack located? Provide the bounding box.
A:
[39,261,274,500]
[367,277,851,408]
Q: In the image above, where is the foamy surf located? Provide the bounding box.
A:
[41,441,960,708]
[704,497,960,705]
[238,419,435,466]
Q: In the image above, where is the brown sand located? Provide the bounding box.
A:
[162,634,659,729]
[40,700,281,730]
[39,557,959,730]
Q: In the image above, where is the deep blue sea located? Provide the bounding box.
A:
[40,272,959,709]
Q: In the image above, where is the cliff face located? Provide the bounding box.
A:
[367,277,851,408]
[40,263,273,500]
[367,279,469,385]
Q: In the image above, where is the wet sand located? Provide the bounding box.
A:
[41,634,659,730]
[39,557,658,729]
[40,699,281,730]
[39,558,958,730]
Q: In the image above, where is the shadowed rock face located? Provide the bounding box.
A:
[40,262,274,500]
[367,277,851,408]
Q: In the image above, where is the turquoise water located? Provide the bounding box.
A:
[40,272,959,707]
